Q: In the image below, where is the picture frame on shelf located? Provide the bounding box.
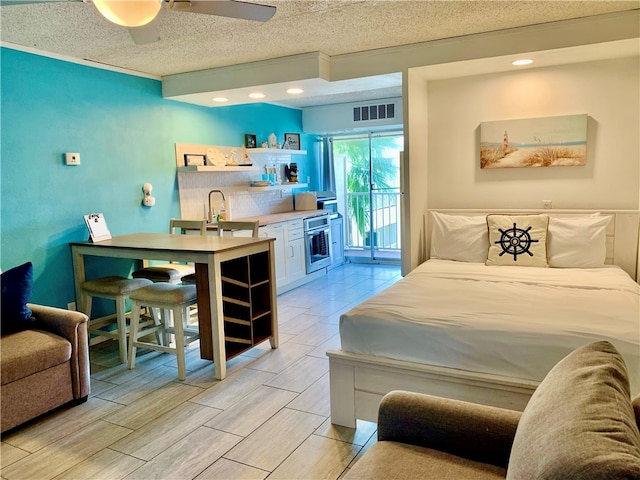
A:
[245,134,257,149]
[184,154,206,166]
[283,133,300,150]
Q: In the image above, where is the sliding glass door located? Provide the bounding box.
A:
[332,132,403,263]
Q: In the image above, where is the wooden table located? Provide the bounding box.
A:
[71,233,278,380]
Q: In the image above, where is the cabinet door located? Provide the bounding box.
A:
[259,223,287,286]
[288,237,306,282]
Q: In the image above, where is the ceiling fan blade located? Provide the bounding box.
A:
[128,21,161,44]
[0,0,77,5]
[169,0,275,22]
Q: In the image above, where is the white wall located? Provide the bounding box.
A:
[426,57,639,209]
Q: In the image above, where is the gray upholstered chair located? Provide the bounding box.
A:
[131,219,207,283]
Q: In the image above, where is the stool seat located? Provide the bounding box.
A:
[129,283,197,304]
[82,276,153,364]
[83,276,153,295]
[132,264,194,284]
[128,283,199,380]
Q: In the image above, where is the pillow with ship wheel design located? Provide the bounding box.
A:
[486,214,549,267]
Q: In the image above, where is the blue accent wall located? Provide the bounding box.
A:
[1,47,316,312]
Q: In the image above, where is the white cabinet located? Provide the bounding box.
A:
[287,220,306,283]
[260,218,309,293]
[259,223,287,287]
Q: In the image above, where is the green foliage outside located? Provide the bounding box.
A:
[333,135,402,239]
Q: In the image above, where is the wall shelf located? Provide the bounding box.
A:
[248,182,308,191]
[247,148,307,155]
[177,165,260,172]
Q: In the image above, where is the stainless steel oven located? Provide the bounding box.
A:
[304,215,332,273]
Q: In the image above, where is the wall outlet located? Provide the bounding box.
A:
[67,301,76,311]
[65,152,80,165]
[542,200,552,209]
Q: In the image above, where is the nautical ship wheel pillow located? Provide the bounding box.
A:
[486,214,549,267]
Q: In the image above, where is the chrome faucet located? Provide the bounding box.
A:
[208,189,226,223]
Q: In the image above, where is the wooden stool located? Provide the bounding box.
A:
[128,283,199,380]
[82,276,153,363]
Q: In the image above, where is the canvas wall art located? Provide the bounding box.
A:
[480,114,587,169]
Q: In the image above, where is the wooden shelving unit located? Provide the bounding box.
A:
[248,182,308,191]
[220,251,273,358]
[177,165,260,172]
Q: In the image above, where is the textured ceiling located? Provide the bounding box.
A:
[1,0,639,107]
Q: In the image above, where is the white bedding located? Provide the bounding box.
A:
[339,259,640,393]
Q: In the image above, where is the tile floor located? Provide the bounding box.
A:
[1,263,402,480]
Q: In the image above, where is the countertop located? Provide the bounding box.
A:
[202,209,329,229]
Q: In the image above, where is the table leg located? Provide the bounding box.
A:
[208,256,227,380]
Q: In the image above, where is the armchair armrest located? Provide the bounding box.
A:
[27,304,90,400]
[377,390,521,469]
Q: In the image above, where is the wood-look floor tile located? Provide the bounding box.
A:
[278,314,323,335]
[102,382,202,430]
[2,397,123,453]
[307,334,341,358]
[288,322,339,347]
[303,299,351,318]
[315,418,377,447]
[123,426,242,480]
[2,421,131,480]
[96,365,178,404]
[190,368,276,410]
[0,444,29,469]
[110,402,221,461]
[224,408,325,472]
[287,373,330,416]
[244,343,314,374]
[347,432,377,468]
[52,447,145,480]
[195,458,268,480]
[276,305,309,323]
[205,386,297,437]
[90,351,166,384]
[265,355,329,393]
[182,353,254,389]
[268,434,359,480]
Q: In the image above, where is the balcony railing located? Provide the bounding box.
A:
[345,191,401,253]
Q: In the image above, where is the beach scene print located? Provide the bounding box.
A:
[480,114,587,169]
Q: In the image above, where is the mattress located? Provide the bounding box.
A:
[340,259,640,393]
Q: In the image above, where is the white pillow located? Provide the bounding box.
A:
[486,214,549,267]
[430,212,489,263]
[548,214,611,268]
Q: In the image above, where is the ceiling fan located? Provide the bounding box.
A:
[0,0,276,44]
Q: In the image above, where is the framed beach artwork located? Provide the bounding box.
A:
[480,114,587,169]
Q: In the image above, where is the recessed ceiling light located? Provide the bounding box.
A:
[212,97,228,102]
[286,87,304,95]
[249,92,265,99]
[512,59,534,66]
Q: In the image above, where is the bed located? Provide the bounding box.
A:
[328,209,640,427]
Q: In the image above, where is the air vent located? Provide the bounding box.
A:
[353,103,396,123]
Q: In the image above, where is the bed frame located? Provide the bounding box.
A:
[328,209,640,427]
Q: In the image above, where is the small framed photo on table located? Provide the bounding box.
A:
[245,134,257,148]
[283,133,300,150]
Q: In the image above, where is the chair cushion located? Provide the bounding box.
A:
[1,329,71,385]
[82,276,153,296]
[345,441,506,480]
[507,341,640,480]
[1,262,36,333]
[130,283,197,305]
[132,264,194,283]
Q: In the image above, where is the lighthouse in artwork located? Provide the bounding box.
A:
[503,130,509,153]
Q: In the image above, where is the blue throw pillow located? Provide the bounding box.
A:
[1,262,34,334]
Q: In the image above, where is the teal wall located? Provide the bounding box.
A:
[1,47,316,312]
